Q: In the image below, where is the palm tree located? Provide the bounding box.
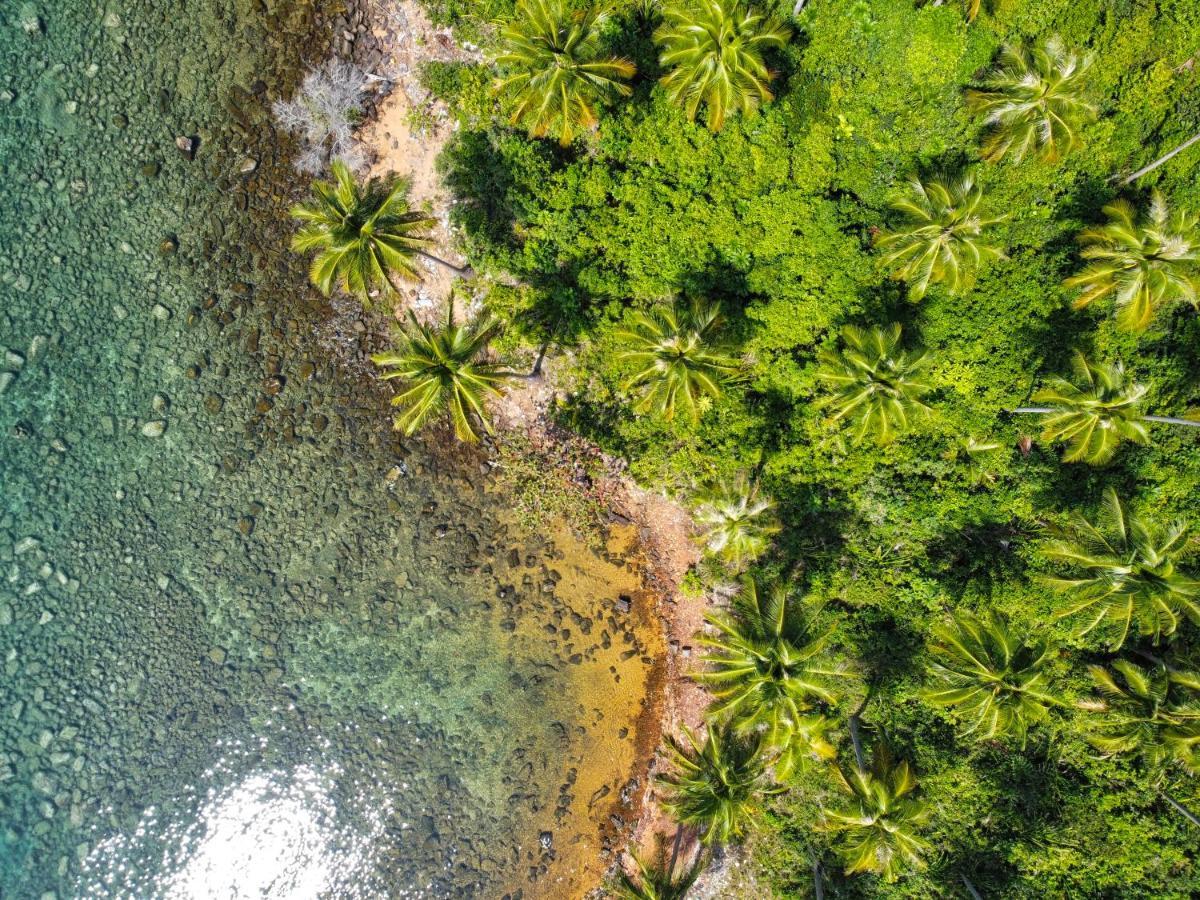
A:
[1015,353,1200,462]
[697,578,848,778]
[691,472,780,570]
[922,610,1057,746]
[1040,487,1200,649]
[816,323,933,445]
[1020,353,1150,465]
[966,37,1096,164]
[370,303,516,442]
[290,160,464,303]
[657,724,781,846]
[654,0,792,132]
[494,0,635,145]
[1064,191,1200,332]
[619,299,740,423]
[1082,660,1200,776]
[818,746,932,883]
[612,839,706,900]
[874,173,1005,299]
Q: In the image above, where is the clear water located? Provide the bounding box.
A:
[0,2,662,897]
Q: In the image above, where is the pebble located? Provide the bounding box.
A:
[0,372,13,396]
[140,420,166,438]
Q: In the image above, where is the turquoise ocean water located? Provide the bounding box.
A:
[0,2,659,897]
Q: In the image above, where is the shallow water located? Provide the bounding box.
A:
[0,2,661,897]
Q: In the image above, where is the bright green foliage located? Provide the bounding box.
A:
[653,0,791,132]
[1065,191,1200,332]
[1029,352,1150,465]
[493,0,635,145]
[612,841,706,900]
[923,610,1057,746]
[816,324,932,445]
[697,578,846,778]
[1083,660,1200,776]
[818,747,932,883]
[691,471,780,570]
[618,299,739,423]
[290,160,435,302]
[941,436,1004,487]
[1042,487,1200,649]
[657,724,781,845]
[874,173,1005,299]
[371,306,514,442]
[966,37,1097,164]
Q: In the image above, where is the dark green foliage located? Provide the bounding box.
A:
[430,0,1200,893]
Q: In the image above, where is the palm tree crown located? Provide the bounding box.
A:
[654,0,792,132]
[817,323,932,445]
[657,724,781,846]
[290,160,436,303]
[923,610,1056,746]
[1083,660,1200,777]
[494,0,635,145]
[612,841,706,900]
[371,304,515,442]
[966,37,1097,164]
[874,173,1005,299]
[1065,191,1200,331]
[818,747,932,883]
[1041,487,1200,649]
[691,472,780,570]
[619,299,740,423]
[1028,352,1150,465]
[697,578,847,778]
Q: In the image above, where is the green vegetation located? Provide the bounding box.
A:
[371,303,515,442]
[494,0,635,144]
[612,837,708,899]
[289,160,438,302]
[399,0,1200,892]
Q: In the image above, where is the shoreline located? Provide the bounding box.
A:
[346,1,714,891]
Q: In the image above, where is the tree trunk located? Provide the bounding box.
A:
[531,341,549,377]
[1163,791,1200,829]
[812,856,825,900]
[962,874,984,900]
[1141,414,1200,428]
[1012,407,1054,415]
[1119,130,1200,185]
[848,713,866,772]
[667,822,685,879]
[415,249,474,277]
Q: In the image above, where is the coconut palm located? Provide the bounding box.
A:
[371,304,516,442]
[654,0,792,132]
[697,578,848,778]
[1082,660,1200,776]
[922,610,1057,746]
[612,840,706,900]
[657,724,781,846]
[874,173,1005,299]
[966,37,1096,164]
[290,160,466,303]
[691,472,780,570]
[1040,487,1200,649]
[1021,353,1150,465]
[818,747,932,883]
[619,299,740,423]
[942,436,1004,487]
[816,323,933,445]
[1064,191,1200,332]
[493,0,635,145]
